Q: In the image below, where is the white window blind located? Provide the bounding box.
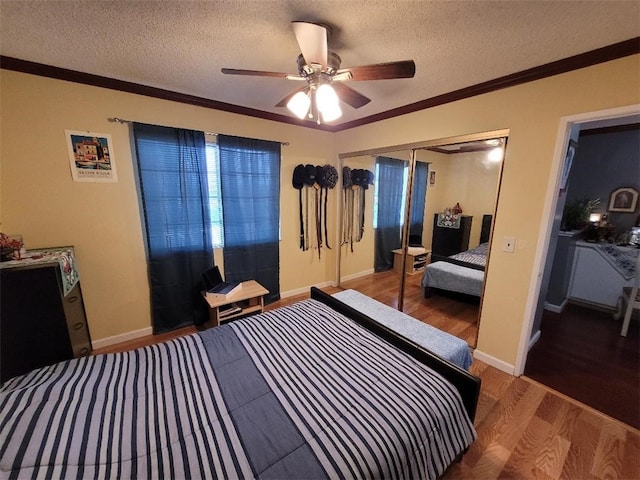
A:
[205,143,224,247]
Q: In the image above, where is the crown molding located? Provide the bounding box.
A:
[335,37,640,131]
[1,37,638,132]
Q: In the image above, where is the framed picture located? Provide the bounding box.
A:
[65,130,118,183]
[429,170,436,186]
[608,187,638,213]
[559,140,577,190]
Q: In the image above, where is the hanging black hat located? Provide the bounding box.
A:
[293,164,306,250]
[361,169,375,190]
[316,165,328,188]
[317,164,339,189]
[303,164,317,186]
[343,166,352,188]
[352,169,367,188]
[292,164,305,189]
[366,170,375,185]
[324,165,339,189]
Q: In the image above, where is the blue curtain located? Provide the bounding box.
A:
[374,156,406,271]
[133,123,212,332]
[218,135,281,303]
[409,161,429,243]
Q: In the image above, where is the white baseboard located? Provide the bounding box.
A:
[92,327,153,350]
[280,281,336,299]
[544,299,567,313]
[93,283,337,349]
[473,349,515,375]
[529,329,541,350]
[340,269,375,283]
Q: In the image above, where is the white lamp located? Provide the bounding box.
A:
[589,213,602,223]
[287,83,343,123]
[287,91,311,119]
[316,83,342,122]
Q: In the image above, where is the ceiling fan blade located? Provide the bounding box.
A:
[337,60,416,81]
[275,86,309,108]
[292,21,328,68]
[221,68,293,79]
[331,83,371,109]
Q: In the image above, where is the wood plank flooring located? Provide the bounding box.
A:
[447,361,639,479]
[524,303,640,430]
[336,270,480,347]
[93,279,640,479]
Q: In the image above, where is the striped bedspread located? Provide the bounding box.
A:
[0,299,475,479]
[450,242,488,268]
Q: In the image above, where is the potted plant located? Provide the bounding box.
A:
[561,198,601,231]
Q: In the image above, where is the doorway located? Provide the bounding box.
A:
[518,105,640,427]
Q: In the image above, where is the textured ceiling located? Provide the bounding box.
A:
[1,0,639,126]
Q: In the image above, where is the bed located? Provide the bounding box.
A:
[422,242,488,299]
[0,287,480,479]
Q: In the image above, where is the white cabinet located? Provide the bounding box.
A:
[568,242,632,309]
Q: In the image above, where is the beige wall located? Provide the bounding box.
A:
[334,55,640,368]
[2,54,639,368]
[421,150,502,250]
[0,71,336,342]
[338,155,376,279]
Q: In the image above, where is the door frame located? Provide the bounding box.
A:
[514,104,640,376]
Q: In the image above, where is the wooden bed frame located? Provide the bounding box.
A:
[311,287,481,422]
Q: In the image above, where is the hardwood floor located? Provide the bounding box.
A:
[336,270,480,347]
[524,303,640,430]
[93,281,640,479]
[446,360,640,479]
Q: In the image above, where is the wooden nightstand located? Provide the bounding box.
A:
[202,280,269,327]
[391,247,431,275]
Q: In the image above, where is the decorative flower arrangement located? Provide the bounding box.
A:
[0,233,24,261]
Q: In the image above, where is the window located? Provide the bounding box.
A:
[205,142,224,247]
[372,161,409,229]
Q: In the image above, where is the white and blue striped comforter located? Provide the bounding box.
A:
[0,299,476,479]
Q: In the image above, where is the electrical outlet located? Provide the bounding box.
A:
[503,236,515,253]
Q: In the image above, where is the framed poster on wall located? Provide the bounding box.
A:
[65,130,118,183]
[608,187,638,213]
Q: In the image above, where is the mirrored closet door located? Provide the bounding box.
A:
[337,131,507,348]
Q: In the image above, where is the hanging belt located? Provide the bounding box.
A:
[298,188,304,250]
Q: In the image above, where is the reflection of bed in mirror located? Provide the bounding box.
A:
[422,215,492,298]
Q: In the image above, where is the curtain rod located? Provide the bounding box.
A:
[107,117,289,146]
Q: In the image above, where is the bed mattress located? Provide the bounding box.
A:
[1,299,476,479]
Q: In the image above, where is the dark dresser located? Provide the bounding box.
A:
[0,247,92,383]
[431,214,473,257]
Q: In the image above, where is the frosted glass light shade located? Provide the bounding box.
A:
[316,84,342,122]
[287,91,311,119]
[320,103,342,122]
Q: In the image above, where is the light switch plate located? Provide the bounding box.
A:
[503,236,515,253]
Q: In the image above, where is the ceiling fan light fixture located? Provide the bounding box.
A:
[316,83,342,122]
[320,103,342,123]
[287,91,311,119]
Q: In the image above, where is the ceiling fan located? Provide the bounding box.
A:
[221,21,416,124]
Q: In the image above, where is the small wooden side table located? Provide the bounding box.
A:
[391,247,431,275]
[203,280,268,327]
